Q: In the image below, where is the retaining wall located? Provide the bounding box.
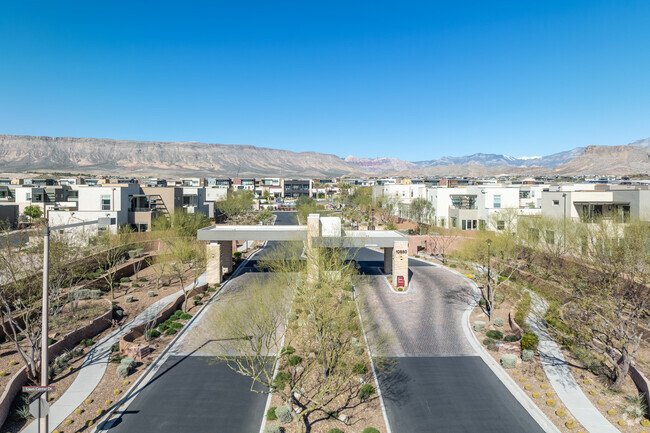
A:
[0,300,113,428]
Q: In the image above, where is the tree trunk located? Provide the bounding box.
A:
[610,353,631,391]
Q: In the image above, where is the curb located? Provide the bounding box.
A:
[93,247,262,432]
[447,266,562,433]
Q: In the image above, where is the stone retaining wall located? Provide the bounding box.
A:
[0,300,113,427]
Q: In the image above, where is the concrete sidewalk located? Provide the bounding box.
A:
[23,275,205,433]
[527,292,619,433]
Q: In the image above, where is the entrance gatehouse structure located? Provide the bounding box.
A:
[197,213,409,288]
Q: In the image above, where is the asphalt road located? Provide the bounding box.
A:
[105,356,268,433]
[101,213,299,433]
[354,248,546,433]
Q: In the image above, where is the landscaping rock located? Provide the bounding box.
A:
[498,343,521,357]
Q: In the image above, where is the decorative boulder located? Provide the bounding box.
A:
[501,354,519,369]
[498,343,522,357]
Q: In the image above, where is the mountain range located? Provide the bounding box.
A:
[0,134,648,177]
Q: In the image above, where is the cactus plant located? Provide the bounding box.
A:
[607,409,616,415]
[532,392,540,398]
[618,420,626,426]
[546,399,555,406]
[597,399,605,405]
[522,349,534,362]
[500,354,518,369]
[74,408,83,415]
[641,419,650,427]
[555,409,565,417]
[64,419,73,425]
[114,389,122,395]
[275,405,293,423]
[589,390,596,395]
[85,398,93,404]
[524,384,532,390]
[565,420,576,429]
[473,321,486,331]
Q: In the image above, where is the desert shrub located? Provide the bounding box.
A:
[158,323,170,332]
[352,363,369,375]
[273,372,290,390]
[623,394,647,418]
[500,354,518,369]
[207,286,216,292]
[171,310,182,320]
[353,342,365,356]
[343,284,354,292]
[180,313,192,320]
[362,428,380,433]
[473,321,486,331]
[287,355,303,366]
[522,349,534,362]
[165,328,177,335]
[514,292,531,328]
[110,355,123,364]
[125,295,133,303]
[275,405,293,423]
[483,338,495,346]
[266,406,278,421]
[280,346,296,356]
[193,295,202,301]
[358,384,375,400]
[328,429,344,433]
[139,277,147,282]
[494,317,504,327]
[116,365,131,378]
[286,312,298,322]
[120,277,131,283]
[478,298,486,307]
[521,331,539,351]
[131,283,140,288]
[264,424,281,433]
[486,330,503,340]
[494,293,505,303]
[80,338,94,347]
[145,329,161,339]
[170,322,183,329]
[504,334,519,342]
[121,357,135,367]
[347,321,359,332]
[147,290,155,297]
[487,343,498,352]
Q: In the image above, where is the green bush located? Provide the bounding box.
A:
[352,363,369,375]
[487,343,498,352]
[171,310,182,320]
[521,331,540,351]
[514,292,531,329]
[473,321,486,331]
[121,357,134,367]
[504,334,519,342]
[286,312,298,322]
[281,346,296,356]
[272,372,290,390]
[494,293,505,303]
[170,322,183,329]
[165,328,177,335]
[494,317,504,327]
[483,338,495,346]
[180,313,192,320]
[362,428,380,433]
[358,384,375,400]
[266,406,278,421]
[131,283,139,288]
[478,298,487,307]
[120,277,131,283]
[275,405,293,423]
[145,329,161,339]
[193,295,202,301]
[80,338,94,347]
[501,354,518,369]
[125,295,133,303]
[139,277,147,282]
[486,330,503,340]
[343,284,355,292]
[159,323,170,332]
[522,349,535,362]
[328,429,344,433]
[287,355,303,366]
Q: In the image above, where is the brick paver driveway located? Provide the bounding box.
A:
[354,248,547,433]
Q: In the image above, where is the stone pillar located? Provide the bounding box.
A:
[306,213,321,249]
[220,240,233,275]
[392,240,409,289]
[306,214,321,284]
[206,242,223,285]
[383,247,393,274]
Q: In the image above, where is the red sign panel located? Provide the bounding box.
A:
[396,276,405,287]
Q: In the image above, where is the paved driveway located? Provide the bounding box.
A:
[354,249,546,433]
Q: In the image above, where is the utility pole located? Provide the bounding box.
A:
[40,224,50,433]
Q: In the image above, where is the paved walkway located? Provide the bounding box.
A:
[24,275,205,433]
[527,292,619,433]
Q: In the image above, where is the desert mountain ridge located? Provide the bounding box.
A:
[0,134,648,177]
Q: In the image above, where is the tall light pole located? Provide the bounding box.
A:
[39,224,50,433]
[562,193,567,248]
[486,237,492,320]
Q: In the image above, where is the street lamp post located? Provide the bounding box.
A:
[486,237,492,320]
[39,225,50,433]
[562,193,567,248]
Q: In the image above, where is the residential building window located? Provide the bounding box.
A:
[531,191,535,197]
[493,195,501,208]
[451,217,457,228]
[552,199,560,206]
[497,220,505,230]
[101,195,111,211]
[26,193,31,200]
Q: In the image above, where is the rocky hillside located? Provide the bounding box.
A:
[554,145,650,175]
[0,135,361,177]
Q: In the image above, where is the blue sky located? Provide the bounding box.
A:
[0,1,649,161]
